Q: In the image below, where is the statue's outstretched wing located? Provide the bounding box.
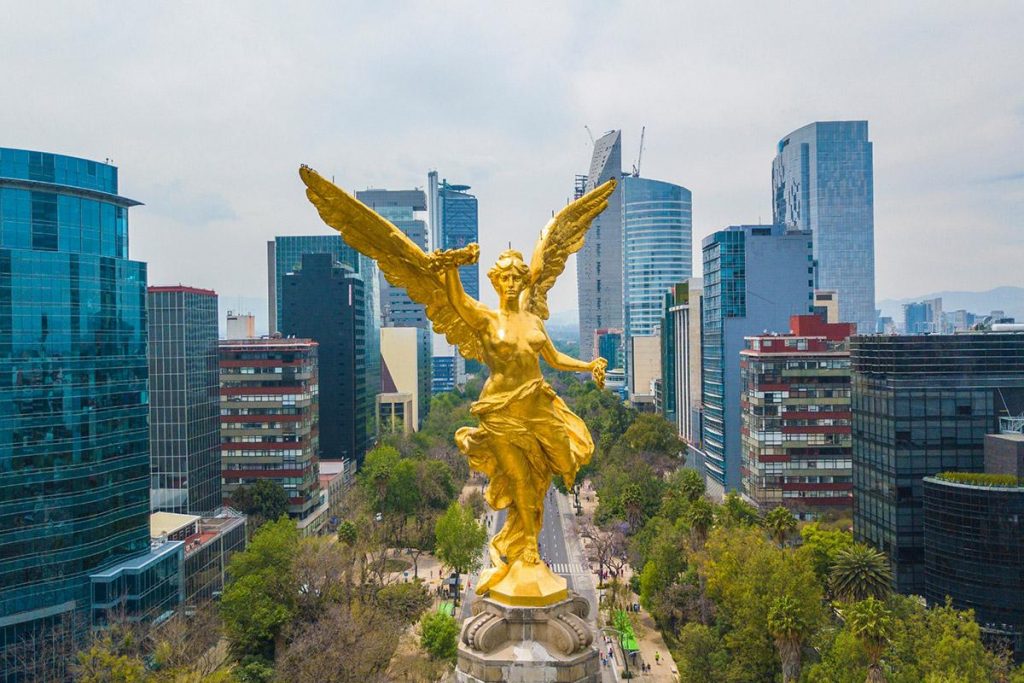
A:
[299,165,484,361]
[524,178,617,319]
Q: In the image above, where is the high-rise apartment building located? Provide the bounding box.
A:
[740,315,856,518]
[666,279,703,446]
[773,121,875,333]
[355,189,430,329]
[0,149,182,667]
[622,176,692,340]
[576,130,623,358]
[850,331,1024,593]
[427,172,479,300]
[281,253,376,466]
[218,338,322,528]
[701,225,814,494]
[595,328,624,373]
[148,285,221,515]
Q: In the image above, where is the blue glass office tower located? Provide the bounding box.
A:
[622,176,692,339]
[773,121,875,333]
[0,150,153,658]
[701,225,814,492]
[428,172,479,300]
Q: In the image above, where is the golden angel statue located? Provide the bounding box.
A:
[299,166,614,606]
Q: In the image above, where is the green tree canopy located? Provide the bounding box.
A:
[434,501,487,575]
[763,506,798,546]
[420,611,459,662]
[230,479,290,526]
[221,517,300,660]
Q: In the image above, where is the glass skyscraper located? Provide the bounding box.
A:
[427,172,479,300]
[773,121,875,333]
[267,235,380,448]
[701,225,814,492]
[0,149,152,658]
[622,176,691,396]
[576,130,623,358]
[147,285,221,515]
[850,332,1024,593]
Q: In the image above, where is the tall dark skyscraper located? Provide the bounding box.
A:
[267,234,380,451]
[576,130,623,358]
[701,225,814,494]
[355,189,429,329]
[850,332,1024,593]
[773,121,875,333]
[147,285,221,515]
[282,253,376,465]
[0,149,181,664]
[428,171,479,300]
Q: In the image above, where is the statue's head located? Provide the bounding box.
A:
[488,249,530,305]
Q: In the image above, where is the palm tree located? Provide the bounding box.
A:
[684,497,715,548]
[763,506,797,547]
[767,595,808,683]
[830,544,894,602]
[844,597,893,683]
[621,483,644,531]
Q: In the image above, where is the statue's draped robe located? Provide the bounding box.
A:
[456,378,593,591]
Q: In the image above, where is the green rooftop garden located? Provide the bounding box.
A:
[934,471,1022,487]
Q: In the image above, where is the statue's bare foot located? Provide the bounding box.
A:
[522,546,540,564]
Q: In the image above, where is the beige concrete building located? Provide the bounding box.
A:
[813,290,840,324]
[629,334,662,410]
[381,327,429,429]
[225,311,256,339]
[378,392,415,435]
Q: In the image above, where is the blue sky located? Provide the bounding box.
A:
[2,2,1021,325]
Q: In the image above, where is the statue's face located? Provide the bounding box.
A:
[493,266,526,304]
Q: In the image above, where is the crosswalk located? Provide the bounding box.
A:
[548,562,588,575]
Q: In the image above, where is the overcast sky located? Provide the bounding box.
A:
[3,2,1021,328]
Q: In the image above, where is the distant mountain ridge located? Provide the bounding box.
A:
[877,286,1024,322]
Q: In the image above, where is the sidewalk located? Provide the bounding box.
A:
[576,480,678,682]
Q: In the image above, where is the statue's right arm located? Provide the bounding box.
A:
[443,269,490,330]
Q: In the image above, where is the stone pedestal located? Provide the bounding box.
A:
[456,594,600,683]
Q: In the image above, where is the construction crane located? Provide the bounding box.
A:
[584,125,595,145]
[631,126,646,177]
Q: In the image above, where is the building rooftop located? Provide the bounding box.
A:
[151,511,200,538]
[148,285,217,297]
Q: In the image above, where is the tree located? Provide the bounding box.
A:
[763,506,797,547]
[230,479,290,530]
[376,582,431,625]
[717,492,759,528]
[830,544,894,603]
[420,611,459,662]
[337,520,357,546]
[73,633,146,683]
[696,526,824,682]
[844,597,894,683]
[434,501,487,576]
[684,497,715,548]
[798,522,854,587]
[674,623,729,683]
[768,595,810,683]
[621,413,680,457]
[221,517,300,661]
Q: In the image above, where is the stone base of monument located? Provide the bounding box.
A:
[455,594,600,683]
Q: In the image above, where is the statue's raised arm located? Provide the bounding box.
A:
[299,165,487,360]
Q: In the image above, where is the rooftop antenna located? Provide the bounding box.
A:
[631,126,646,177]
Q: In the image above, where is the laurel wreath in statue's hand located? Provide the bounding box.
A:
[428,244,480,275]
